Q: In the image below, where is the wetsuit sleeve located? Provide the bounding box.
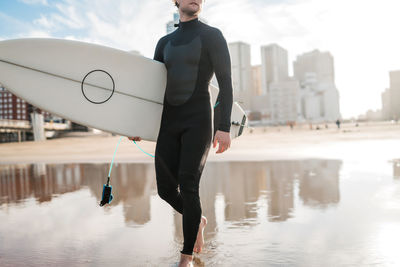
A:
[153,37,165,63]
[208,29,233,133]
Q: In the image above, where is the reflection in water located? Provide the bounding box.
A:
[0,163,155,226]
[298,160,341,208]
[0,160,342,226]
[2,159,400,266]
[393,159,400,179]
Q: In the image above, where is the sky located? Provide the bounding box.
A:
[0,0,399,119]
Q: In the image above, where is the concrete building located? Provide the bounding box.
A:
[302,92,321,121]
[358,109,382,121]
[319,82,340,121]
[210,41,253,112]
[268,79,300,124]
[250,65,270,122]
[382,70,400,120]
[227,41,252,111]
[251,65,262,96]
[299,72,319,120]
[293,49,335,84]
[259,43,300,124]
[260,43,289,94]
[294,49,340,122]
[381,88,391,120]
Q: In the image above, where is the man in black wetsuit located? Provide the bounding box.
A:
[130,0,233,266]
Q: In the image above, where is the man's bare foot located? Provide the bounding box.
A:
[193,215,207,253]
[178,253,194,267]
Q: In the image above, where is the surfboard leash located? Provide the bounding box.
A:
[99,135,123,206]
[100,101,220,207]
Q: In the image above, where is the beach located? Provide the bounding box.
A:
[1,121,400,266]
[1,121,400,164]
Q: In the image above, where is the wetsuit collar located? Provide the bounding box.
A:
[175,17,199,30]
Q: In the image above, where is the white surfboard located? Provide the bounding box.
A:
[0,38,247,141]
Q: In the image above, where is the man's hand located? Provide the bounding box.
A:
[213,130,231,153]
[128,136,142,142]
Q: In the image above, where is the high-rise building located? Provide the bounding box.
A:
[268,79,300,123]
[294,49,340,122]
[251,65,262,96]
[260,43,289,94]
[210,41,253,111]
[259,43,300,124]
[382,70,400,120]
[227,41,252,111]
[293,49,335,84]
[381,87,391,120]
[249,65,269,122]
[389,70,400,119]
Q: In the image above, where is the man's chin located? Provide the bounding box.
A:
[182,7,200,16]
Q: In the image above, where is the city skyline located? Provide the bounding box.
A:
[0,0,399,118]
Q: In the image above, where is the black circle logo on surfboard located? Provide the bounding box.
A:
[81,70,115,104]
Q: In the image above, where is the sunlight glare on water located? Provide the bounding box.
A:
[0,158,400,266]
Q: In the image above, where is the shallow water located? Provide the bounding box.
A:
[1,159,400,267]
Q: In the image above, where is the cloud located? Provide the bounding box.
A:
[33,15,55,29]
[2,0,400,117]
[17,0,174,56]
[0,11,34,33]
[18,0,48,5]
[25,30,52,38]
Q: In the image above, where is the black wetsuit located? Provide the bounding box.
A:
[153,17,233,255]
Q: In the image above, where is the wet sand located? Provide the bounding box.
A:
[1,159,400,266]
[1,121,400,164]
[1,122,400,266]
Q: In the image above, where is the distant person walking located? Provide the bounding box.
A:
[336,119,341,129]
